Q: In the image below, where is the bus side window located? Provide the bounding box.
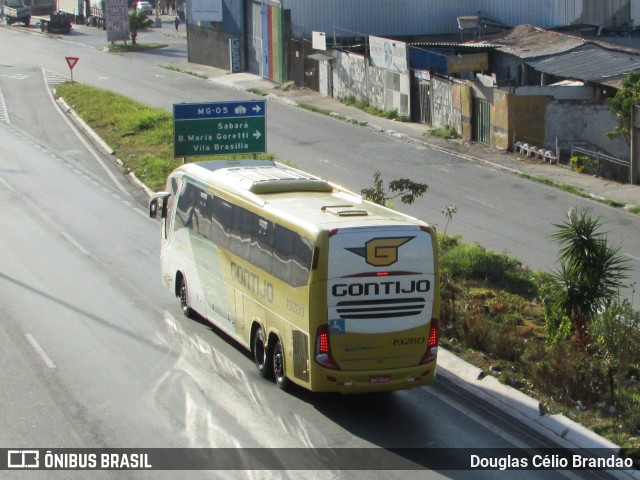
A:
[195,190,212,239]
[211,196,232,249]
[176,182,197,230]
[230,206,253,259]
[292,234,313,287]
[273,224,294,285]
[250,216,274,273]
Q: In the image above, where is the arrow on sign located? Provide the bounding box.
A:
[65,57,79,70]
[252,105,262,113]
[253,130,262,140]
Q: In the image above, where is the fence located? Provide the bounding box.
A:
[571,145,631,184]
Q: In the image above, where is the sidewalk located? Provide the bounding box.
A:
[168,60,640,210]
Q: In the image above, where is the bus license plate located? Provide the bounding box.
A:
[370,375,390,384]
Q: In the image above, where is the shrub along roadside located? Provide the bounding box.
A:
[55,82,640,465]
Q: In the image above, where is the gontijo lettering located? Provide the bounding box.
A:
[332,279,430,296]
[231,261,274,302]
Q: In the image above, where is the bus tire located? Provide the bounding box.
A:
[253,327,272,379]
[272,338,290,390]
[178,276,192,318]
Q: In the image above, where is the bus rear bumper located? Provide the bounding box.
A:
[311,360,437,394]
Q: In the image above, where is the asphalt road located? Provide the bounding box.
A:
[0,23,625,479]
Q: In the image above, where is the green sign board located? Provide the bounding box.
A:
[173,101,266,157]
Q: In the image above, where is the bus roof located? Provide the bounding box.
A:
[173,160,431,231]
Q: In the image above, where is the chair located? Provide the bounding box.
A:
[544,150,557,164]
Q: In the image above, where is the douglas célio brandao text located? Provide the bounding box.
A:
[470,453,633,470]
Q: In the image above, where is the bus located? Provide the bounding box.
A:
[149,160,440,393]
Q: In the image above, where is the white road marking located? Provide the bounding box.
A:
[25,334,56,369]
[60,231,91,256]
[0,87,10,123]
[0,175,14,192]
[625,253,640,262]
[133,208,149,219]
[43,68,130,197]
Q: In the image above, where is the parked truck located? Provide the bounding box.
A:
[39,11,72,33]
[4,3,31,26]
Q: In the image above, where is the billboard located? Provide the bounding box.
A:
[105,0,130,42]
[369,35,407,73]
[189,0,222,22]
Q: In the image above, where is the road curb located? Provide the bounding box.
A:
[55,94,154,198]
[438,348,639,479]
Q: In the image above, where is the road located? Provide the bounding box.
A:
[0,23,626,479]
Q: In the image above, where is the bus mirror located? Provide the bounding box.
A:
[149,192,170,219]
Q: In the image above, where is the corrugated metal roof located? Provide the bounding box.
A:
[527,44,640,84]
[409,41,499,49]
[487,24,587,58]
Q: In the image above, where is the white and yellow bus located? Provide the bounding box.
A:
[149,160,440,393]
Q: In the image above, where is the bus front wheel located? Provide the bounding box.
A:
[273,339,290,390]
[178,277,192,318]
[253,327,272,379]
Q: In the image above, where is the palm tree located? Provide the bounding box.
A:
[440,203,457,237]
[129,11,155,45]
[550,208,630,343]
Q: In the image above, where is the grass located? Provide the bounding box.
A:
[55,82,640,466]
[107,43,167,52]
[298,102,368,126]
[430,125,459,139]
[518,172,629,210]
[161,64,208,79]
[340,95,408,122]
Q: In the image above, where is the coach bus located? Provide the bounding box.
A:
[149,160,440,393]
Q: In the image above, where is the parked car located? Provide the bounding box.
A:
[136,1,153,13]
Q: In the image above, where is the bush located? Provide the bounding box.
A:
[440,241,536,295]
[430,125,459,139]
[526,342,608,404]
[569,155,599,175]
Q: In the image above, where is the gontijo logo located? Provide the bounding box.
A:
[347,236,414,267]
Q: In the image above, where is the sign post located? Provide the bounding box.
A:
[65,57,79,83]
[173,100,266,159]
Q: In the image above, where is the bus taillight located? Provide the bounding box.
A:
[315,325,339,370]
[420,318,439,364]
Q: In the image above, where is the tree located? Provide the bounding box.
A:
[129,11,155,45]
[361,171,428,207]
[607,71,640,142]
[440,203,457,237]
[548,208,630,343]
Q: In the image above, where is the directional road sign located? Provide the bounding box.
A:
[173,100,266,158]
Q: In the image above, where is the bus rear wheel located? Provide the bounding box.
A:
[273,339,290,390]
[253,327,272,379]
[178,277,192,318]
